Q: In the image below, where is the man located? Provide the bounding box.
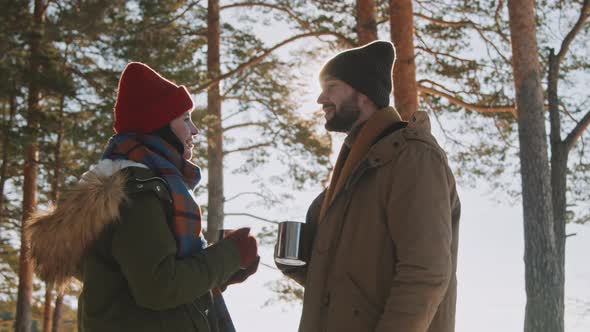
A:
[277,41,461,332]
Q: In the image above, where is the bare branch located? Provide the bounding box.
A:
[221,2,310,30]
[423,97,469,148]
[224,192,267,203]
[224,141,274,155]
[471,25,511,64]
[221,71,249,98]
[223,122,270,132]
[418,83,516,115]
[224,212,279,224]
[419,79,463,95]
[414,13,470,27]
[494,0,511,44]
[221,108,248,122]
[147,0,203,29]
[415,46,475,64]
[556,0,590,64]
[414,12,510,63]
[190,32,353,92]
[564,110,590,151]
[559,102,579,123]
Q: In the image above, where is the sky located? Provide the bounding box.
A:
[213,3,590,331]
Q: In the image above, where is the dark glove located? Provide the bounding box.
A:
[225,227,258,269]
[220,256,260,291]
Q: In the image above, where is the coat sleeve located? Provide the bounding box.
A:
[111,191,241,311]
[375,142,453,332]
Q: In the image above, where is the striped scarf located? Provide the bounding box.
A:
[102,133,236,332]
[102,133,205,255]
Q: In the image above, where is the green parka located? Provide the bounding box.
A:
[27,163,241,332]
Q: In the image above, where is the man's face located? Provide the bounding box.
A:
[317,78,361,133]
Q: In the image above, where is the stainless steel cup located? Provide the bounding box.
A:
[274,221,306,266]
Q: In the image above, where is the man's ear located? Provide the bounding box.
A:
[358,93,378,111]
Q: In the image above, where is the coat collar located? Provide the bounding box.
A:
[342,111,438,193]
[365,110,435,168]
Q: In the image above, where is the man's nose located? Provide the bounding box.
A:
[317,91,327,104]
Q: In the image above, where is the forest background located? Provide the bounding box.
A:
[0,0,589,331]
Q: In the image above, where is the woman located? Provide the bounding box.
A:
[26,62,259,331]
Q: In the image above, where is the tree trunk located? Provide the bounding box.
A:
[355,0,377,45]
[389,0,418,120]
[16,1,45,331]
[51,293,63,332]
[0,87,17,223]
[548,48,567,332]
[42,91,67,332]
[42,284,53,332]
[206,0,224,242]
[507,1,562,332]
[52,95,65,203]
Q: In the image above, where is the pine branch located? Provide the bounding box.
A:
[423,97,470,148]
[223,122,270,132]
[414,12,470,27]
[555,0,590,64]
[224,141,274,155]
[221,71,250,98]
[221,108,248,122]
[415,45,475,64]
[190,31,354,92]
[494,0,511,44]
[564,111,590,151]
[419,79,463,95]
[221,2,311,30]
[548,0,588,149]
[414,12,510,63]
[418,83,516,115]
[147,0,204,29]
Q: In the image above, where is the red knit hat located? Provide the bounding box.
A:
[113,62,194,134]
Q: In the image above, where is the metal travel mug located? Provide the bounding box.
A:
[274,221,306,266]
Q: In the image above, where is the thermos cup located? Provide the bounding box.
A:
[274,221,307,266]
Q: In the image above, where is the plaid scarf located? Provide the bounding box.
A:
[102,133,205,255]
[102,133,235,332]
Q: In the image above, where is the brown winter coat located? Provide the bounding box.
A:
[283,110,461,332]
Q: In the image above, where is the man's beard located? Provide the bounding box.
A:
[324,93,360,133]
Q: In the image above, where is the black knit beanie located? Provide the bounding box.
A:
[319,40,395,108]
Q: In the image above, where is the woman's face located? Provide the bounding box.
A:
[170,110,198,160]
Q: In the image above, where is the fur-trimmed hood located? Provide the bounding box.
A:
[25,159,147,286]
